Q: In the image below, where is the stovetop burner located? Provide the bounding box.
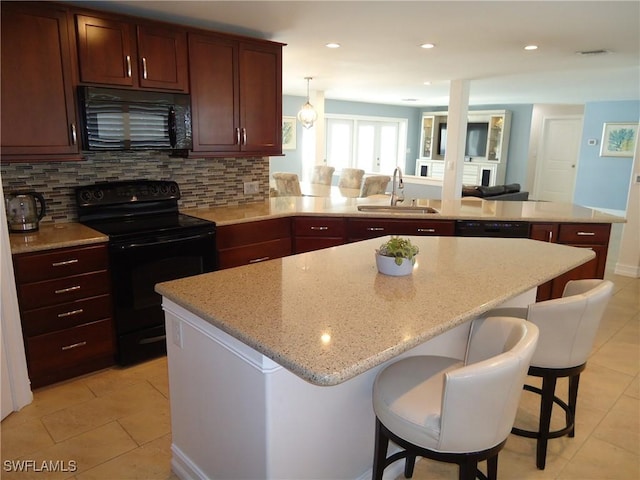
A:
[75,180,215,241]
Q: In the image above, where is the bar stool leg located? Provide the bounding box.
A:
[537,375,558,469]
[567,374,581,437]
[372,419,388,480]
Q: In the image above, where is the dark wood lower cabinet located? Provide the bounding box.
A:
[13,244,115,388]
[217,217,292,269]
[530,222,611,301]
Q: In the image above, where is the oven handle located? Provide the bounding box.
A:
[113,231,214,250]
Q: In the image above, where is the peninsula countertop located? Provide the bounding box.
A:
[156,235,595,386]
[183,196,625,226]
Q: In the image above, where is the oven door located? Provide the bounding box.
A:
[109,229,216,365]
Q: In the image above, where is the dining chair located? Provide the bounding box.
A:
[311,165,335,185]
[272,172,302,196]
[487,279,614,469]
[360,175,391,197]
[372,316,539,480]
[338,168,365,189]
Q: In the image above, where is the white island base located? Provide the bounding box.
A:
[163,291,535,480]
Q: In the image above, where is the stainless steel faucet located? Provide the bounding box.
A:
[390,166,404,206]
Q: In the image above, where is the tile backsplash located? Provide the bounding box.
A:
[1,151,269,223]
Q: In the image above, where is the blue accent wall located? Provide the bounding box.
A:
[574,100,640,210]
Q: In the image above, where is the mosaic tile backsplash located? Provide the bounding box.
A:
[1,151,269,223]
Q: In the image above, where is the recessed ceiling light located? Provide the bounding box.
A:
[524,45,538,51]
[402,98,418,102]
[325,43,341,49]
[420,43,435,49]
[423,81,432,86]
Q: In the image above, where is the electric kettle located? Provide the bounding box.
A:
[4,191,46,232]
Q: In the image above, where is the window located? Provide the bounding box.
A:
[325,115,407,174]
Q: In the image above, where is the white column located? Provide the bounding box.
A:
[314,90,326,166]
[441,80,470,199]
[614,138,640,277]
[0,179,33,419]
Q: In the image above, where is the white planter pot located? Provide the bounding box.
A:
[375,254,415,276]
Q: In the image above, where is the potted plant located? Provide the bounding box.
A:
[375,236,419,276]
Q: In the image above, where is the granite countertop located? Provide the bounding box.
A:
[8,197,623,254]
[184,197,626,226]
[156,236,595,386]
[8,223,108,254]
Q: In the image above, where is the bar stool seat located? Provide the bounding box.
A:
[372,316,539,480]
[487,279,614,470]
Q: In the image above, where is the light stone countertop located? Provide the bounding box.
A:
[183,197,626,226]
[156,235,595,386]
[8,223,108,254]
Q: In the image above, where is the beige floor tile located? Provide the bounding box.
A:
[117,396,171,445]
[557,436,640,480]
[592,394,640,456]
[41,382,167,443]
[3,422,137,480]
[625,374,640,399]
[1,381,96,429]
[0,416,54,461]
[575,363,635,413]
[74,434,172,480]
[82,358,166,398]
[590,319,640,377]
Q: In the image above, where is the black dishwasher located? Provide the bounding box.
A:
[455,220,530,238]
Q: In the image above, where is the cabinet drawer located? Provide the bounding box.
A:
[218,238,292,269]
[557,224,611,244]
[17,271,110,310]
[21,294,112,337]
[13,244,108,283]
[347,218,455,241]
[26,319,115,380]
[294,217,346,237]
[217,218,291,249]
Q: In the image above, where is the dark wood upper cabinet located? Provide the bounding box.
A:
[76,13,188,92]
[189,32,282,156]
[1,2,80,160]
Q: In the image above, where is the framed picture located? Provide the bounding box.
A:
[282,116,297,150]
[600,123,638,157]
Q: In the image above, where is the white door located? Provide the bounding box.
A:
[533,116,583,202]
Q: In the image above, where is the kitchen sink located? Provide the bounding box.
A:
[357,205,439,214]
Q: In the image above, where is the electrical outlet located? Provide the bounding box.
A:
[172,318,183,348]
[243,181,260,195]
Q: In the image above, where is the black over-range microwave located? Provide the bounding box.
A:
[78,86,192,152]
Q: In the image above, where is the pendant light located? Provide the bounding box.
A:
[297,77,317,129]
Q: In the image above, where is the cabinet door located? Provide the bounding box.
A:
[76,14,136,86]
[239,42,282,154]
[347,218,454,242]
[1,3,80,159]
[188,32,240,153]
[137,24,188,91]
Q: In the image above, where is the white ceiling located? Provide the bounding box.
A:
[76,0,640,107]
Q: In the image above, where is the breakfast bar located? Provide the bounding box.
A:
[156,235,594,480]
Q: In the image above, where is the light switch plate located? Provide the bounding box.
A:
[172,318,183,348]
[243,181,260,194]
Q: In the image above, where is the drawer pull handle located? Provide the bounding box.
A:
[125,55,132,77]
[310,226,329,231]
[58,309,84,318]
[61,341,86,351]
[548,231,553,242]
[577,231,596,236]
[249,256,270,264]
[52,259,79,267]
[417,228,435,233]
[367,227,385,231]
[54,285,81,294]
[142,57,148,79]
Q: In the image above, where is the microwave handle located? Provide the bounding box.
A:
[168,106,177,148]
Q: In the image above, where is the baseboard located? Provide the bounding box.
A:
[614,263,640,278]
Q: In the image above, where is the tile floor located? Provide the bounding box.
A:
[1,273,638,479]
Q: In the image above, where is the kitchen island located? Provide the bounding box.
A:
[156,235,595,480]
